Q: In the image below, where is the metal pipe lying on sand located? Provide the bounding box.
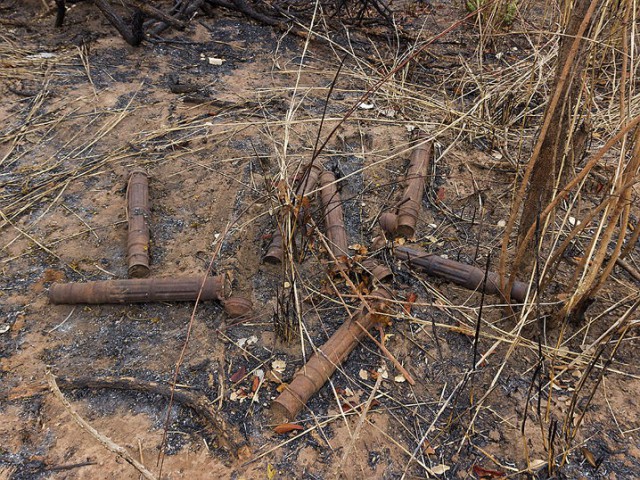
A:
[49,275,229,305]
[127,169,151,278]
[319,170,349,269]
[264,163,322,264]
[394,245,527,302]
[271,289,391,421]
[396,137,431,238]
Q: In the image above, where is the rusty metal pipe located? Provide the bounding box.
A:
[49,275,228,305]
[396,138,431,238]
[319,170,349,267]
[127,169,151,278]
[264,163,322,264]
[395,246,527,302]
[271,289,391,421]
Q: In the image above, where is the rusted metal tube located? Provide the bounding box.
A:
[263,163,322,264]
[396,138,431,238]
[394,246,527,302]
[49,275,228,305]
[263,230,284,264]
[319,170,349,267]
[379,212,398,235]
[271,289,391,421]
[127,169,151,278]
[361,259,393,282]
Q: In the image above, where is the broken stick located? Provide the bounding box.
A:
[271,289,391,421]
[49,275,228,305]
[394,245,527,302]
[319,170,349,269]
[127,169,151,278]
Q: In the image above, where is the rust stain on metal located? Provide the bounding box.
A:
[127,169,151,278]
[395,245,527,302]
[270,289,392,422]
[319,170,349,269]
[49,275,228,305]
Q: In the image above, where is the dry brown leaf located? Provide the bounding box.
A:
[273,423,304,434]
[229,366,246,383]
[581,447,597,468]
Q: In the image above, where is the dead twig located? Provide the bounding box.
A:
[45,370,158,480]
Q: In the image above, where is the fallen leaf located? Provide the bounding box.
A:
[394,374,406,383]
[422,440,436,455]
[404,292,417,314]
[581,447,597,468]
[273,423,304,434]
[358,369,369,380]
[251,376,260,392]
[472,465,506,478]
[430,464,450,475]
[276,383,288,393]
[230,366,246,383]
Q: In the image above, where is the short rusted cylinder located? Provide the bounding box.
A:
[49,275,228,305]
[379,212,398,235]
[319,171,349,265]
[223,296,253,317]
[264,231,283,264]
[271,289,391,421]
[361,259,393,282]
[394,246,527,302]
[396,138,431,239]
[127,169,151,278]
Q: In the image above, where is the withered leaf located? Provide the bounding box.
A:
[581,447,597,468]
[229,365,246,383]
[472,465,507,479]
[273,423,304,434]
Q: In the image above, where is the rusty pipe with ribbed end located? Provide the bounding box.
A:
[263,163,322,264]
[270,289,392,422]
[394,245,527,302]
[396,136,431,239]
[127,169,151,278]
[49,275,229,305]
[319,170,349,269]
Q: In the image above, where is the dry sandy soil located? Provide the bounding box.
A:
[1,1,639,479]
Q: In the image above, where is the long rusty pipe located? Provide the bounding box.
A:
[271,289,391,421]
[394,246,527,302]
[127,169,151,278]
[49,275,228,305]
[319,170,349,268]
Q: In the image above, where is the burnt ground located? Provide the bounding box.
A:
[1,1,639,479]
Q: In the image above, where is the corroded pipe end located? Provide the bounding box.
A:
[128,264,150,279]
[362,259,393,282]
[223,296,253,317]
[379,212,398,235]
